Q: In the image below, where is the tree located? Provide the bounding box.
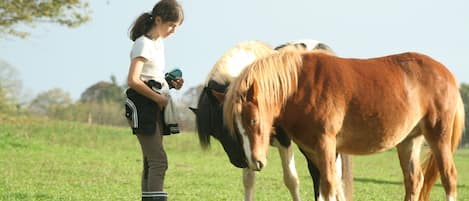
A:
[27,88,72,116]
[76,77,126,125]
[0,59,23,113]
[80,77,125,103]
[0,0,91,38]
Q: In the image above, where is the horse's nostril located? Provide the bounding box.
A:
[255,161,264,170]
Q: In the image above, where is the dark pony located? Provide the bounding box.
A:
[192,40,353,201]
[224,50,464,201]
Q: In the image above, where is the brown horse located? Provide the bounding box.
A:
[192,40,353,201]
[224,50,464,201]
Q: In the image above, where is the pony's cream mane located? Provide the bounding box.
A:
[204,41,275,86]
[224,51,304,134]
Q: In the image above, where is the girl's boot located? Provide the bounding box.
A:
[142,192,167,201]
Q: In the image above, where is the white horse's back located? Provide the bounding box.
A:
[205,41,274,86]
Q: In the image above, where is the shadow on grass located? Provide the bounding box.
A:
[354,177,468,189]
[354,177,402,186]
[0,192,53,201]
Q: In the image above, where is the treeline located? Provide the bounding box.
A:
[22,78,200,132]
[0,60,198,131]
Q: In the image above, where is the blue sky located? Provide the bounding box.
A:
[1,0,468,101]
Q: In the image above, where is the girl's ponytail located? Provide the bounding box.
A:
[129,13,153,41]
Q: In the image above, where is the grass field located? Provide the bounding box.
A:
[0,115,468,201]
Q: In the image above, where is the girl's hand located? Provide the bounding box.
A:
[156,94,169,109]
[171,78,184,90]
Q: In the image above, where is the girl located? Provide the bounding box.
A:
[126,0,184,200]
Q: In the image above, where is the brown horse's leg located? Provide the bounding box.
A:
[396,134,425,201]
[340,154,353,201]
[425,141,457,201]
[310,135,345,201]
[421,112,460,201]
[302,151,352,201]
[424,144,457,201]
[299,148,321,201]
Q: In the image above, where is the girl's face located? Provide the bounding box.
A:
[155,17,181,38]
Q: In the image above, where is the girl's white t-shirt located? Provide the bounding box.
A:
[130,36,169,93]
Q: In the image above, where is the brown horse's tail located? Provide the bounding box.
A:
[419,95,465,201]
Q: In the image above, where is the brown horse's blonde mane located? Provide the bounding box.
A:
[205,41,275,86]
[224,51,304,134]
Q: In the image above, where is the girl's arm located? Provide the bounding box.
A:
[127,57,168,108]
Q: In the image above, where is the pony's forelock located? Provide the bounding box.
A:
[224,51,304,134]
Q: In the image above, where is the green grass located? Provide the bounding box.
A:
[0,115,468,200]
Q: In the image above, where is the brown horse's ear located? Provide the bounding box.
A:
[211,90,226,104]
[247,80,259,104]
